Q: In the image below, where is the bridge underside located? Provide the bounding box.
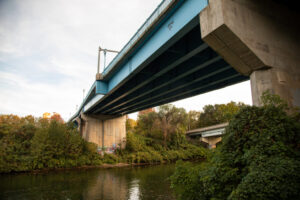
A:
[73,0,300,150]
[87,20,248,116]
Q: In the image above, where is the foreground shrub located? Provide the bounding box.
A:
[171,94,300,200]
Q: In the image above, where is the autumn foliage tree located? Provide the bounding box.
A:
[50,112,64,123]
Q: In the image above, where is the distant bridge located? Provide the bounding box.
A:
[186,123,228,149]
[71,0,300,149]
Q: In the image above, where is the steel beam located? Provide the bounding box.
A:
[119,75,247,115]
[97,54,222,114]
[93,43,209,114]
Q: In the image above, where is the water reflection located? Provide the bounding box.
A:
[128,179,140,200]
[0,164,176,200]
[83,167,129,200]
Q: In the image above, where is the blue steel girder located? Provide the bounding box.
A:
[104,0,208,89]
[83,0,209,114]
[93,26,207,114]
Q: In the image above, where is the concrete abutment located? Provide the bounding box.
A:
[200,0,300,107]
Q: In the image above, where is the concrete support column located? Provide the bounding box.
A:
[200,0,300,108]
[74,117,82,135]
[200,136,222,149]
[103,116,127,149]
[79,114,126,149]
[250,68,300,107]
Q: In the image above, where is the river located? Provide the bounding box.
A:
[0,164,176,200]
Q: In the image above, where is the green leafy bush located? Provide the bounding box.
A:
[119,129,206,164]
[125,132,147,152]
[103,153,119,164]
[0,116,103,173]
[171,93,300,200]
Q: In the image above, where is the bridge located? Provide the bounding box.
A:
[186,123,228,149]
[70,0,300,150]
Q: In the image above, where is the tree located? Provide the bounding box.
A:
[133,104,189,148]
[0,113,102,172]
[50,112,64,123]
[198,101,244,128]
[136,111,159,137]
[126,118,137,133]
[0,114,36,172]
[187,110,200,130]
[157,104,188,147]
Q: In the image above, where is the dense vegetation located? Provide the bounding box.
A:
[0,102,244,173]
[171,93,300,200]
[115,104,208,164]
[113,102,242,165]
[0,116,101,173]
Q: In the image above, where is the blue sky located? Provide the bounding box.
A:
[0,0,252,120]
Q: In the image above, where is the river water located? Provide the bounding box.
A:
[0,164,176,200]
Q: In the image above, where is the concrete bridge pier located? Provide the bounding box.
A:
[200,0,300,107]
[77,114,126,150]
[200,137,222,149]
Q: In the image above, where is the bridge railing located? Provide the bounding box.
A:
[102,0,174,76]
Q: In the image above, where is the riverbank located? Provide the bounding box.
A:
[2,154,206,175]
[1,144,207,174]
[25,163,133,174]
[20,163,144,174]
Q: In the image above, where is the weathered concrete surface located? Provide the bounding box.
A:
[79,114,126,149]
[251,68,300,107]
[200,0,300,107]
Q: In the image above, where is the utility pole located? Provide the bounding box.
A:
[96,46,119,80]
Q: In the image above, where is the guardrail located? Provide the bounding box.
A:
[103,0,175,76]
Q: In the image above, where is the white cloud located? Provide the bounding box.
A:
[0,71,85,119]
[0,0,162,120]
[0,0,252,121]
